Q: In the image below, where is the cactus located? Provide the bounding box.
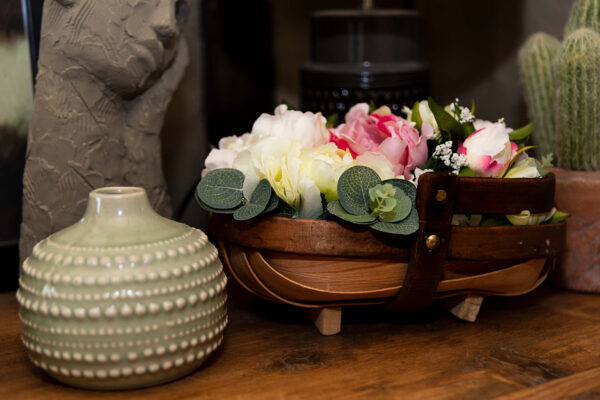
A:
[555,29,600,170]
[565,0,600,37]
[519,0,600,171]
[518,33,560,158]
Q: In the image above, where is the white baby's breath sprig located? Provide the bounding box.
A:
[459,107,475,123]
[432,140,468,175]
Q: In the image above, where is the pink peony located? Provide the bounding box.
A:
[329,103,432,179]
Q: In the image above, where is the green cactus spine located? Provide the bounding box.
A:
[565,0,600,37]
[518,33,560,157]
[555,29,600,170]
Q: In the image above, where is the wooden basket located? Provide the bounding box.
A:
[209,172,566,334]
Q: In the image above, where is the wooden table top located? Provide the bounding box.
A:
[1,283,599,399]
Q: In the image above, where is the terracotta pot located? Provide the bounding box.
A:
[550,168,600,293]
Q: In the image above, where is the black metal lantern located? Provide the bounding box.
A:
[301,5,429,117]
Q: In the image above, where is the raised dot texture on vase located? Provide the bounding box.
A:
[17,188,227,390]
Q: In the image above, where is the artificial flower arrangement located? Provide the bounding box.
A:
[196,97,567,233]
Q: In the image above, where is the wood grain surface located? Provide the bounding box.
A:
[1,283,599,399]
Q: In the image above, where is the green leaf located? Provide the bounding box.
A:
[196,168,245,209]
[195,193,238,214]
[509,122,534,145]
[428,96,465,141]
[369,100,377,114]
[263,190,280,214]
[470,99,476,115]
[411,101,422,131]
[550,211,569,224]
[459,167,476,177]
[233,179,272,221]
[371,208,419,235]
[463,122,475,136]
[534,159,550,177]
[382,178,417,207]
[502,145,535,177]
[326,113,339,129]
[480,215,510,226]
[542,153,554,167]
[337,166,381,215]
[423,156,445,171]
[327,200,376,224]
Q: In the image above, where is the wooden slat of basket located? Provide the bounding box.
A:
[247,249,402,302]
[454,173,555,214]
[448,222,566,260]
[219,241,272,300]
[220,240,552,306]
[436,258,546,294]
[209,214,411,258]
[263,251,408,292]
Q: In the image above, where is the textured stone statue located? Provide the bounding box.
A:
[20,0,189,263]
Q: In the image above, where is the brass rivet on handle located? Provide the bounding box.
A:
[435,189,447,202]
[425,235,440,250]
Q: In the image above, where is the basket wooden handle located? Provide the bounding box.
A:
[388,172,458,312]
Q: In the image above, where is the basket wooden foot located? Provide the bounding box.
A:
[442,295,483,322]
[306,307,342,335]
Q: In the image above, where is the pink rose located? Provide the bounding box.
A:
[458,122,518,177]
[329,103,432,179]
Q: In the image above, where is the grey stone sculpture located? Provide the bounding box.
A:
[20,0,189,264]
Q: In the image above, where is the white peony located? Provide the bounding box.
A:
[251,104,329,150]
[202,133,253,177]
[233,136,323,219]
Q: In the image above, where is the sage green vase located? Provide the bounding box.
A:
[17,187,227,390]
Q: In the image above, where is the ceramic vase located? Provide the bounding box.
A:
[17,187,228,390]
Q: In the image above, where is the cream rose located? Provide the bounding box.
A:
[459,122,517,177]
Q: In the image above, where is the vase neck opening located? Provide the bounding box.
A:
[85,187,154,220]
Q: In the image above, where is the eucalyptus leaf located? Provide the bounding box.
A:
[337,166,381,215]
[195,193,237,214]
[263,190,280,214]
[371,208,419,235]
[509,122,534,145]
[327,200,376,224]
[197,168,245,209]
[233,179,272,221]
[382,178,417,207]
[388,190,412,223]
